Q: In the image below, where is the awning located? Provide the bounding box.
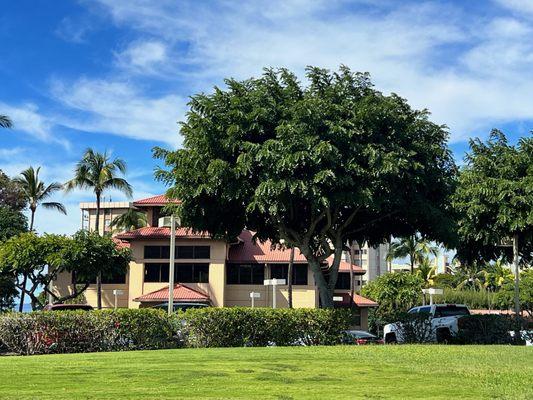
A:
[334,293,378,308]
[134,284,210,303]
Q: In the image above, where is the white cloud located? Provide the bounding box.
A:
[0,102,70,148]
[50,78,187,145]
[0,147,24,159]
[114,40,169,74]
[87,0,533,143]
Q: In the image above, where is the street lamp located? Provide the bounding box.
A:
[168,215,176,315]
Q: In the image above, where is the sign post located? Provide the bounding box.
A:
[263,278,286,308]
[168,215,176,315]
[422,288,443,306]
[249,292,260,308]
[112,289,124,309]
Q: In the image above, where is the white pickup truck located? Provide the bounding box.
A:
[383,304,471,344]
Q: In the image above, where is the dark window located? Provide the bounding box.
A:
[270,264,308,285]
[177,246,194,259]
[227,264,265,284]
[176,263,209,283]
[434,305,470,318]
[102,271,126,284]
[145,245,210,259]
[335,272,351,290]
[152,207,163,226]
[144,263,209,283]
[194,246,210,259]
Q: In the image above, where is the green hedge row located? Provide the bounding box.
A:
[0,309,179,355]
[0,308,352,355]
[453,315,531,345]
[179,307,351,347]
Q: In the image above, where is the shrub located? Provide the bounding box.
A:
[434,289,498,310]
[394,312,435,344]
[179,307,351,348]
[452,315,523,345]
[0,309,179,355]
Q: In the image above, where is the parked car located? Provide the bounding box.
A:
[43,304,94,311]
[342,330,383,345]
[152,302,209,312]
[383,304,470,344]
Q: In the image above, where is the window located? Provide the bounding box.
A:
[418,306,431,315]
[144,245,210,259]
[270,264,308,285]
[227,264,265,284]
[335,272,351,290]
[144,263,209,283]
[81,270,127,285]
[434,305,470,318]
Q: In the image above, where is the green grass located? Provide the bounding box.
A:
[0,346,531,399]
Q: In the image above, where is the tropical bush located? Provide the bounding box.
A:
[0,309,179,355]
[494,269,533,317]
[179,307,352,348]
[434,288,498,310]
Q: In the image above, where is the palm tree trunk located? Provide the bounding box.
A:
[18,208,35,312]
[287,247,294,308]
[95,192,102,310]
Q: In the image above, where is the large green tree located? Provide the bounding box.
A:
[155,67,457,307]
[65,149,132,309]
[454,130,532,265]
[0,169,26,211]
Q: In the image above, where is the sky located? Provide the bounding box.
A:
[1,0,533,235]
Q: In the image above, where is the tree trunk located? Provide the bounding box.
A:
[513,233,520,316]
[410,257,415,274]
[306,258,334,308]
[287,247,294,308]
[18,208,35,312]
[95,192,102,310]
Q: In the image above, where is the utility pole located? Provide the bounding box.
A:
[513,233,520,316]
[168,215,176,315]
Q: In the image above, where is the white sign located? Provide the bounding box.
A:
[250,292,261,298]
[422,288,443,295]
[113,289,124,296]
[333,296,344,302]
[263,278,286,286]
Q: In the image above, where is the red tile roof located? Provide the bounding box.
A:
[133,194,180,207]
[115,226,210,240]
[334,292,378,308]
[228,231,365,274]
[134,284,209,303]
[228,230,308,263]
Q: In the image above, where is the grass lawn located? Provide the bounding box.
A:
[0,345,531,399]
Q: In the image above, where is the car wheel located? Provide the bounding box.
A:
[436,328,451,344]
[385,333,397,344]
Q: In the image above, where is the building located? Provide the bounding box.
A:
[349,242,389,284]
[52,195,378,329]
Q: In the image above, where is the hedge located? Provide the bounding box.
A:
[0,309,179,355]
[179,307,352,348]
[453,315,529,345]
[0,307,352,355]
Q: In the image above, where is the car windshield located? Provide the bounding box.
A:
[346,330,375,339]
[434,305,470,317]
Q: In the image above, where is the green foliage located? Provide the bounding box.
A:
[495,269,533,316]
[0,274,17,312]
[453,130,533,265]
[0,206,27,242]
[0,231,131,309]
[395,312,435,344]
[0,309,178,355]
[435,288,498,309]
[155,66,456,306]
[179,307,352,347]
[110,208,147,232]
[0,169,26,210]
[362,272,423,314]
[387,235,439,272]
[453,315,523,345]
[432,273,458,288]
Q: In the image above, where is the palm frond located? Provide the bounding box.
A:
[0,115,13,128]
[104,177,133,198]
[42,202,67,215]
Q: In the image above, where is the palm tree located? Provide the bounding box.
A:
[0,115,13,128]
[110,208,147,233]
[14,166,66,311]
[386,235,439,273]
[65,148,132,309]
[415,256,437,287]
[455,262,485,291]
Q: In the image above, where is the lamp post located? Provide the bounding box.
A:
[168,215,176,315]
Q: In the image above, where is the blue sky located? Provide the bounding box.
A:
[1,0,532,235]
